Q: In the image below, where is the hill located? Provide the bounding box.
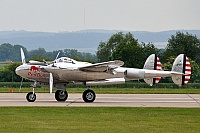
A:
[0,30,200,53]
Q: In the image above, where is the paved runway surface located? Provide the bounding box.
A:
[0,93,199,107]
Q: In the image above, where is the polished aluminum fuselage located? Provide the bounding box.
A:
[15,63,126,83]
[15,59,174,85]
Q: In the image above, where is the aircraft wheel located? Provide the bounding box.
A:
[82,89,96,103]
[26,92,36,102]
[55,90,68,102]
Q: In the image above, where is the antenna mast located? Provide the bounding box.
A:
[84,8,86,30]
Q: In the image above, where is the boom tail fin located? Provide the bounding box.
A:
[143,54,162,86]
[171,54,191,86]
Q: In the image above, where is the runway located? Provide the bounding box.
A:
[0,93,199,107]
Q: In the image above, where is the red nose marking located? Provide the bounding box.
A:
[30,66,40,72]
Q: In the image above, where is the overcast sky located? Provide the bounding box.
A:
[0,0,200,32]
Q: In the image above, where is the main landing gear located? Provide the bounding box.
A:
[54,89,96,103]
[55,90,68,101]
[26,90,68,102]
[82,89,96,103]
[26,89,96,103]
[26,82,96,103]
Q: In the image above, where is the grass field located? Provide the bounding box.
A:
[0,107,199,133]
[1,87,200,94]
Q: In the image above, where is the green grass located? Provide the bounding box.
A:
[0,107,199,133]
[1,87,200,94]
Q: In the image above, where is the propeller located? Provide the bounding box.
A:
[55,51,60,60]
[40,51,60,66]
[19,48,26,92]
[48,52,59,93]
[49,73,53,94]
[20,48,26,64]
[19,77,23,92]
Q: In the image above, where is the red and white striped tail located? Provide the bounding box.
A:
[154,57,162,84]
[172,54,191,86]
[183,57,191,85]
[143,54,162,86]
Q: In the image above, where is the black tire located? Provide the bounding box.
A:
[26,92,36,102]
[82,89,96,103]
[55,90,68,102]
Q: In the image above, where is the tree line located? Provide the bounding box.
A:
[0,43,97,62]
[96,32,200,83]
[0,31,200,83]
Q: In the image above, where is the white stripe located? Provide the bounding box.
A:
[185,62,190,64]
[185,71,191,73]
[185,66,191,69]
[185,76,190,79]
[157,66,162,70]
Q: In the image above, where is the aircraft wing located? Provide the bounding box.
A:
[29,60,46,65]
[79,60,124,72]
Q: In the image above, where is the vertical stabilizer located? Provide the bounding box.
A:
[171,54,191,86]
[143,54,162,86]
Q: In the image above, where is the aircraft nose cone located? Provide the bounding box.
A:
[15,65,28,77]
[15,66,22,77]
[15,66,20,75]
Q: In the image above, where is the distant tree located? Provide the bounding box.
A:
[97,32,159,68]
[141,42,159,59]
[189,59,200,82]
[112,40,143,68]
[63,49,97,62]
[0,43,27,62]
[162,32,200,64]
[96,42,111,62]
[0,62,21,82]
[97,32,125,62]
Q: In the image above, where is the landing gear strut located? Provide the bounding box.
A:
[82,89,96,103]
[55,90,68,101]
[26,82,37,102]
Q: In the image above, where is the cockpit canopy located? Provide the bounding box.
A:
[54,57,76,64]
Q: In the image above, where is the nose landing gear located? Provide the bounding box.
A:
[26,92,36,102]
[26,82,37,102]
[26,82,96,103]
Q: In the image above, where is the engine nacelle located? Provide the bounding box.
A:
[124,68,145,79]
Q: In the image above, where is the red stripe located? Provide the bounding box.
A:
[184,79,190,81]
[185,64,190,66]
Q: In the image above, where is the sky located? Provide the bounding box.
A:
[0,0,200,32]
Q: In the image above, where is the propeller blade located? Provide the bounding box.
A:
[20,48,26,64]
[19,78,23,92]
[55,51,60,60]
[49,73,53,94]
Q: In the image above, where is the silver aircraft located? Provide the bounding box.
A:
[15,48,191,102]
